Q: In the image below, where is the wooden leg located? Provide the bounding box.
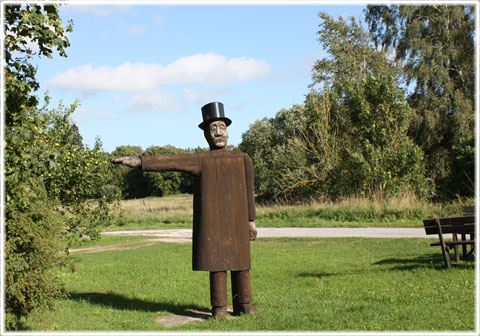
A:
[461,234,467,259]
[210,271,228,308]
[231,271,252,306]
[470,234,475,256]
[231,271,257,316]
[452,233,460,263]
[436,219,452,269]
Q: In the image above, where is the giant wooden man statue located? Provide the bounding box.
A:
[113,102,258,319]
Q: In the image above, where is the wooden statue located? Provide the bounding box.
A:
[113,102,258,319]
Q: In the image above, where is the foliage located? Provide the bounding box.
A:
[4,4,117,329]
[315,75,427,199]
[307,13,427,199]
[365,5,475,198]
[241,13,428,202]
[4,191,66,331]
[43,106,118,244]
[311,13,400,91]
[239,106,311,202]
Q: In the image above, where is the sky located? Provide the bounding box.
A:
[29,1,366,153]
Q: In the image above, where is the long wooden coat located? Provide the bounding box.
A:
[141,150,256,272]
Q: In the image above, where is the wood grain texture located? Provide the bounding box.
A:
[142,150,255,271]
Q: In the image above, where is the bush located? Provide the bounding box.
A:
[4,196,65,329]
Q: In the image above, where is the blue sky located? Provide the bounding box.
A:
[32,2,366,153]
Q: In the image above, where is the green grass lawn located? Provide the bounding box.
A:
[26,237,475,332]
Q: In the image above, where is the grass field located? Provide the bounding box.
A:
[25,237,476,332]
[22,195,476,332]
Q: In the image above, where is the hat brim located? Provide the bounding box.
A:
[198,117,232,130]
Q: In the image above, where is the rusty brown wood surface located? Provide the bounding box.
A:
[423,216,475,235]
[142,150,255,272]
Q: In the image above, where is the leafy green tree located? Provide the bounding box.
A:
[365,5,475,198]
[5,4,72,125]
[4,4,117,328]
[332,76,426,198]
[308,13,427,199]
[311,13,400,93]
[300,90,341,196]
[4,4,73,328]
[239,105,310,202]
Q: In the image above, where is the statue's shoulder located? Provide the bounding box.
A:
[200,150,248,158]
[224,150,250,159]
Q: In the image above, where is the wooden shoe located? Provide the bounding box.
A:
[233,303,258,316]
[211,306,229,319]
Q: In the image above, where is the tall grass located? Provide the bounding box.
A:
[256,195,472,227]
[108,194,473,230]
[110,195,193,230]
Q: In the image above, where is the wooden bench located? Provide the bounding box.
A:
[423,206,475,269]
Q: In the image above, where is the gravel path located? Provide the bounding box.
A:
[102,227,429,239]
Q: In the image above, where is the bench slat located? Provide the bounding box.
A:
[423,216,475,235]
[431,240,476,247]
[425,225,475,235]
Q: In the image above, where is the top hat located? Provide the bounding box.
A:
[198,102,232,129]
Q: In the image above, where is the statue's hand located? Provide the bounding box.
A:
[249,221,257,241]
[112,156,141,168]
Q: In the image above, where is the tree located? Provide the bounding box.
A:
[239,105,310,202]
[365,5,475,198]
[4,5,73,328]
[311,13,400,93]
[4,4,117,328]
[308,13,427,199]
[4,4,72,125]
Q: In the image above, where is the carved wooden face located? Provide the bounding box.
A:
[205,120,228,149]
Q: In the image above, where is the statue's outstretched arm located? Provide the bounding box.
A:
[112,156,141,168]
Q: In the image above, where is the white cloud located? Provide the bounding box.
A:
[50,63,164,94]
[49,53,272,94]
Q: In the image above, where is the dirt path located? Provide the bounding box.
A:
[69,227,429,254]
